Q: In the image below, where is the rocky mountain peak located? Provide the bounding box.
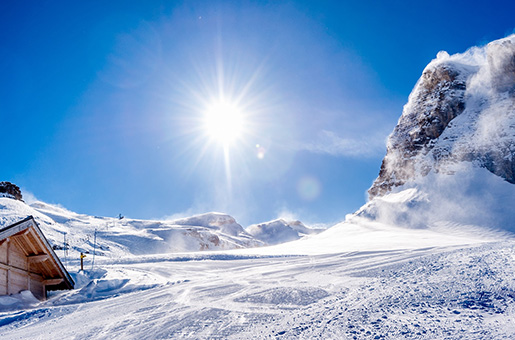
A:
[0,182,23,201]
[369,35,515,199]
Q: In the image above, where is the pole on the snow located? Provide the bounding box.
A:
[80,252,86,271]
[63,231,67,268]
[91,228,97,271]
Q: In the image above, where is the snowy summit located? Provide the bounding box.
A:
[370,34,515,199]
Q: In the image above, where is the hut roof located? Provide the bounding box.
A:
[0,216,74,290]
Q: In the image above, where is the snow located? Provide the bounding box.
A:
[1,165,514,338]
[247,219,300,245]
[1,241,515,339]
[0,199,265,259]
[0,291,39,312]
[0,193,15,200]
[246,219,324,246]
[172,212,247,237]
[1,35,515,339]
[246,219,323,245]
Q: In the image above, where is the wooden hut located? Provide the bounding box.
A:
[0,216,74,300]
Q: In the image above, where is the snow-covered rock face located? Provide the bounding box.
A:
[487,38,515,92]
[369,34,515,198]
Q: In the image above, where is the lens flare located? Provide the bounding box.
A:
[256,144,266,159]
[297,176,321,201]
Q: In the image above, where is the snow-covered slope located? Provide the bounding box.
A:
[2,238,515,339]
[246,219,324,245]
[240,169,512,256]
[0,198,264,258]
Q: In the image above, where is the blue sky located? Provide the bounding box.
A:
[2,1,514,226]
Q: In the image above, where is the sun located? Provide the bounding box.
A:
[203,100,245,145]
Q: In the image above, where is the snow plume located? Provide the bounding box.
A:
[370,34,515,198]
[357,164,515,238]
[19,189,38,205]
[432,36,515,180]
[275,208,299,222]
[162,207,204,221]
[432,35,515,151]
[275,207,330,229]
[485,35,515,93]
[464,36,515,154]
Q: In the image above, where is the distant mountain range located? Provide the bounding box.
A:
[0,196,323,257]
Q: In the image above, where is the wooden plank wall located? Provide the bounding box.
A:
[0,268,6,295]
[0,238,32,297]
[8,270,27,295]
[30,275,45,300]
[9,240,27,270]
[0,240,7,264]
[0,240,8,295]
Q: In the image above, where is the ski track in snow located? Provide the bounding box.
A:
[1,242,515,339]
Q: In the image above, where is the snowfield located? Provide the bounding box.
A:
[1,167,515,339]
[1,242,515,339]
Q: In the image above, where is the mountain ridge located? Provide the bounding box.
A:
[0,196,325,257]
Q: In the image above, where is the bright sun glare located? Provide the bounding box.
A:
[203,101,244,145]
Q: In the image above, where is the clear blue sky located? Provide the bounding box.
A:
[2,1,514,226]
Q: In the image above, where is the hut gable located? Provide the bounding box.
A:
[0,216,74,300]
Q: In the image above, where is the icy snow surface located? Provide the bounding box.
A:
[1,167,515,338]
[1,242,515,339]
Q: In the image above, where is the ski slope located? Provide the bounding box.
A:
[1,241,515,339]
[1,166,515,338]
